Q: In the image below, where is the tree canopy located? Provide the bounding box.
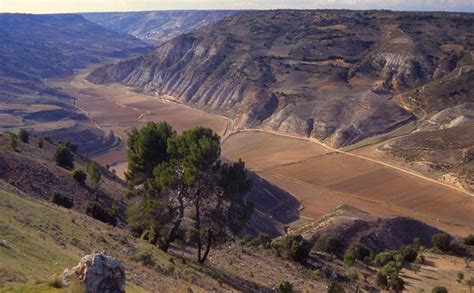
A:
[126,122,253,263]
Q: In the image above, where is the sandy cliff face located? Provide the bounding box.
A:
[88,10,473,147]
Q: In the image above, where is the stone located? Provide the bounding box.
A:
[63,252,126,293]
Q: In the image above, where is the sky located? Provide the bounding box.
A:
[1,0,473,14]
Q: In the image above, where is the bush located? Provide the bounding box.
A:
[376,261,404,291]
[54,146,74,169]
[86,202,117,226]
[348,269,359,281]
[374,251,397,267]
[277,281,293,293]
[432,233,451,252]
[431,286,448,293]
[18,129,30,143]
[141,229,159,245]
[279,235,310,263]
[327,280,345,293]
[38,138,44,148]
[343,252,356,266]
[239,234,254,246]
[313,234,344,256]
[51,192,74,209]
[71,169,87,185]
[6,133,18,151]
[133,251,155,268]
[346,243,371,261]
[250,233,272,248]
[64,141,78,152]
[398,244,418,263]
[464,234,474,246]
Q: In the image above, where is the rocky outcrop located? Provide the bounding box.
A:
[88,10,473,148]
[62,252,126,293]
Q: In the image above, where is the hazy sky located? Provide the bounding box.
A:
[1,0,473,14]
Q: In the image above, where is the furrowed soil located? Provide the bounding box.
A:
[222,131,474,237]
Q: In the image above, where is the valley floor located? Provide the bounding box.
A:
[52,65,474,237]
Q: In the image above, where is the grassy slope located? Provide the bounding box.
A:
[0,186,231,292]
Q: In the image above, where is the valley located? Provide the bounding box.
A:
[49,65,229,175]
[1,8,473,292]
[53,65,474,237]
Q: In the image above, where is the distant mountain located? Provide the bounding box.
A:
[0,13,149,151]
[82,10,238,45]
[88,10,474,148]
[0,13,149,82]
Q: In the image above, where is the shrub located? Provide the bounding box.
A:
[47,275,64,288]
[374,251,397,267]
[277,281,293,293]
[348,269,359,281]
[432,233,451,252]
[38,138,44,148]
[376,261,404,291]
[327,280,345,293]
[431,286,448,293]
[250,233,272,248]
[51,192,74,209]
[310,269,322,279]
[398,244,418,263]
[457,272,464,283]
[346,243,371,261]
[141,229,159,245]
[64,141,78,152]
[279,235,310,263]
[133,251,155,268]
[464,234,474,246]
[18,129,29,143]
[239,234,254,246]
[71,169,87,185]
[343,252,356,266]
[313,234,344,256]
[54,146,74,169]
[6,133,18,151]
[86,202,117,226]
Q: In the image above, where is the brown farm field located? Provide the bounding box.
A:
[222,131,474,236]
[50,66,228,172]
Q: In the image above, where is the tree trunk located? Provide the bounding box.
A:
[199,229,213,264]
[162,197,185,252]
[195,189,202,262]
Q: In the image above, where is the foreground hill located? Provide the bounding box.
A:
[0,13,149,153]
[89,10,473,148]
[82,10,238,45]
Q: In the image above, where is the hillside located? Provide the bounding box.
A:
[88,10,474,148]
[82,10,238,45]
[0,13,149,153]
[1,187,471,292]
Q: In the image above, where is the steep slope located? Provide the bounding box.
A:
[88,10,473,147]
[82,10,238,45]
[0,133,128,224]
